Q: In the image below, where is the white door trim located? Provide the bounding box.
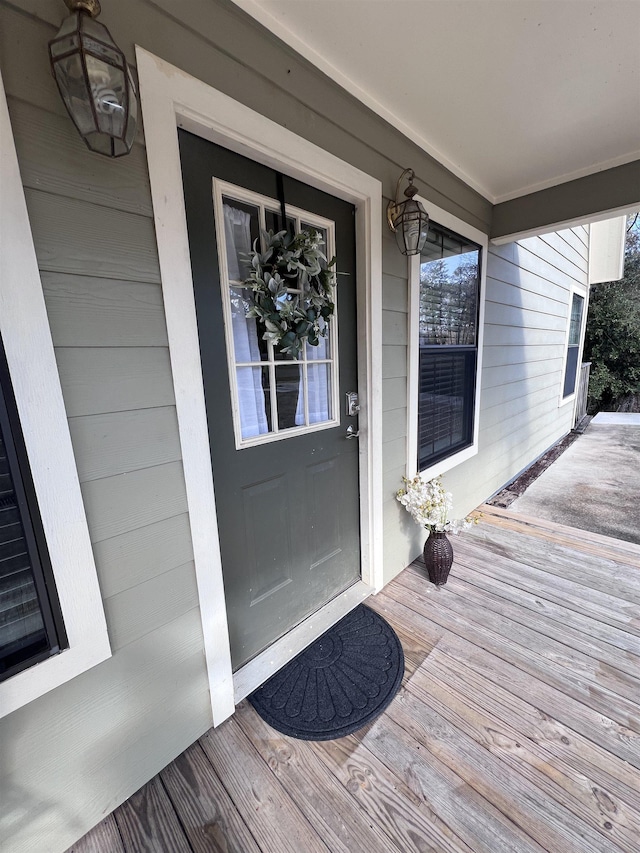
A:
[135,48,383,726]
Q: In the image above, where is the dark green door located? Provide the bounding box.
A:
[179,131,361,670]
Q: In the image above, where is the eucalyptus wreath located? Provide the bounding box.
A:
[244,228,337,358]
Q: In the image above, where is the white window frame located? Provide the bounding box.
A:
[558,282,589,408]
[407,198,488,481]
[213,180,341,449]
[0,71,110,718]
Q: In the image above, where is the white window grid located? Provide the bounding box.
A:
[212,179,340,449]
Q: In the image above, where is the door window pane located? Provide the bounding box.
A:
[276,364,302,430]
[217,186,339,446]
[306,363,332,424]
[222,198,259,282]
[236,367,270,439]
[229,287,267,362]
[265,210,295,237]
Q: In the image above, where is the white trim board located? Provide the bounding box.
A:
[0,69,110,718]
[135,47,383,725]
[406,198,488,482]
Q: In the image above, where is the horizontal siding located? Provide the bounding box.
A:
[383,408,407,444]
[68,407,181,482]
[42,273,168,348]
[540,230,589,275]
[382,273,409,312]
[103,561,199,651]
[482,343,563,369]
[382,377,407,412]
[25,189,161,283]
[54,348,176,417]
[93,513,194,600]
[481,357,563,390]
[443,231,588,516]
[509,239,587,288]
[7,95,153,215]
[382,345,407,379]
[483,301,568,331]
[485,253,572,303]
[81,461,189,544]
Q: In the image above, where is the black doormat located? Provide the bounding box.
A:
[248,604,404,740]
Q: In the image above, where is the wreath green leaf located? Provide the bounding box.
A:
[244,228,337,358]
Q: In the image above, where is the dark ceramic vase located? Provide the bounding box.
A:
[423,530,454,585]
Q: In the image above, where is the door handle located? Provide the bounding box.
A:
[346,425,360,439]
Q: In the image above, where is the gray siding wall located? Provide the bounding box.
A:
[444,226,590,515]
[383,226,590,576]
[0,2,490,851]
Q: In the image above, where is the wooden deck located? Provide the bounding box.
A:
[69,507,640,853]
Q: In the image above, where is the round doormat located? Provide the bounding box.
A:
[248,604,404,740]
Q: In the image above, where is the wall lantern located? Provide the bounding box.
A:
[387,168,430,256]
[48,0,138,157]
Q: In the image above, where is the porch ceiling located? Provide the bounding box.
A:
[230,0,640,205]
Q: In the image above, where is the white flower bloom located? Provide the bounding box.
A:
[396,475,476,534]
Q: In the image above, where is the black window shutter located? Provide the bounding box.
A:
[0,338,67,682]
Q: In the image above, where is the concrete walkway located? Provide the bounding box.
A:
[510,413,640,545]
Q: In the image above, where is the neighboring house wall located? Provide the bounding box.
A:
[0,2,490,851]
[444,226,590,515]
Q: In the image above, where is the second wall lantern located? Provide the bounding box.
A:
[387,168,430,256]
[48,0,138,157]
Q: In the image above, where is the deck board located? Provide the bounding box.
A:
[69,510,640,853]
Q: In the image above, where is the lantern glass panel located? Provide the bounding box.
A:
[86,55,126,138]
[82,16,119,47]
[124,72,138,149]
[53,54,96,135]
[82,37,123,67]
[85,132,117,156]
[49,33,80,58]
[55,13,79,40]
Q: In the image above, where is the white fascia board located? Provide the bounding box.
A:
[589,216,628,284]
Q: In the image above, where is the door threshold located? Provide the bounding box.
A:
[233,580,375,704]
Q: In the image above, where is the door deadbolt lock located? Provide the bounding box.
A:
[346,391,360,417]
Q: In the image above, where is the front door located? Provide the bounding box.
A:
[179,131,362,670]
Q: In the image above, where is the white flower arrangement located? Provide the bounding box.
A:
[396,475,476,534]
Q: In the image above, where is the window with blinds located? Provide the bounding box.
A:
[0,342,66,682]
[418,222,481,471]
[562,292,585,398]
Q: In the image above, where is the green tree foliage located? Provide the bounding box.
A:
[583,219,640,413]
